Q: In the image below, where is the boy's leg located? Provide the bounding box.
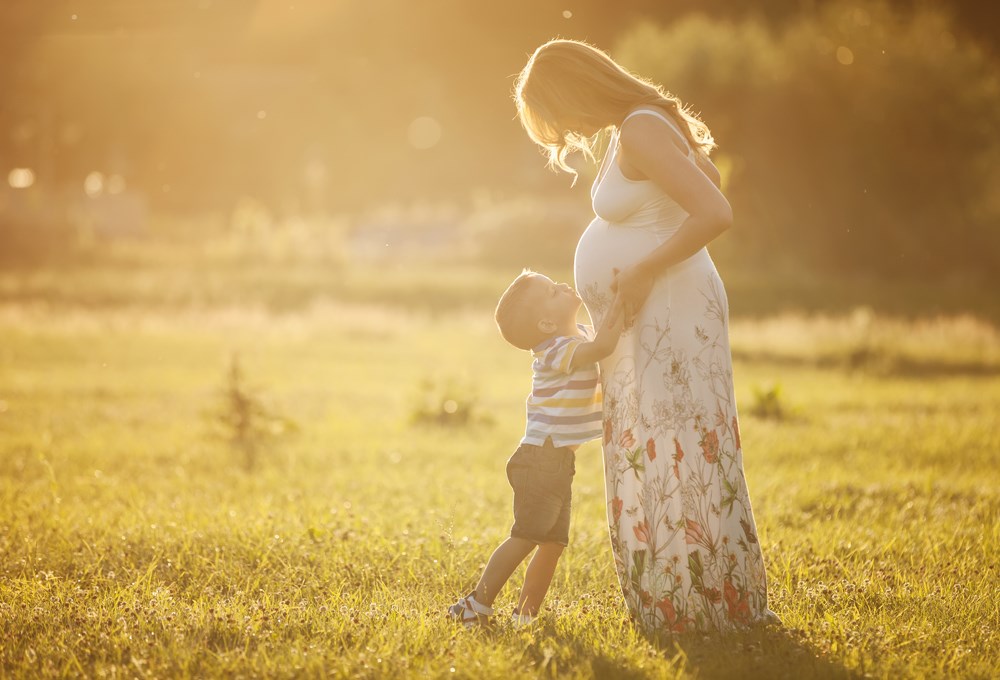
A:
[474,536,537,606]
[515,542,564,616]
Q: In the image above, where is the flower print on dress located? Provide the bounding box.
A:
[671,437,684,480]
[699,428,720,464]
[611,496,624,523]
[619,429,636,449]
[582,282,611,319]
[656,596,687,633]
[723,578,752,626]
[577,140,770,631]
[580,264,770,633]
[632,519,651,544]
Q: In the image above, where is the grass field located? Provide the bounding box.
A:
[1,262,998,679]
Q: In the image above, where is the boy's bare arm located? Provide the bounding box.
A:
[569,312,625,370]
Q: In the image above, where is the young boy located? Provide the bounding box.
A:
[448,269,623,628]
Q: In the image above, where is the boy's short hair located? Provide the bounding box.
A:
[495,269,545,350]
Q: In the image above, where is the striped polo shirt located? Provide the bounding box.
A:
[522,324,603,447]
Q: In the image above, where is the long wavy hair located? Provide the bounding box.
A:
[514,39,716,178]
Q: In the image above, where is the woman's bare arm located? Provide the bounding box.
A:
[695,153,722,189]
[606,115,733,327]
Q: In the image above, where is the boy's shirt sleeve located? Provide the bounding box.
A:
[543,327,594,375]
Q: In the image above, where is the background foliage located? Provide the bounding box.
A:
[617,3,1000,277]
[0,0,997,282]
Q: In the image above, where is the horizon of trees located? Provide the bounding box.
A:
[0,0,997,279]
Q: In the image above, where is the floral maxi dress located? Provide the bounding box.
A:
[574,109,769,633]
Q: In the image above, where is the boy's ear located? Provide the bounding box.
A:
[536,318,557,335]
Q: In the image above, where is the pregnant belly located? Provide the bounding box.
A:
[574,217,662,313]
[574,216,716,321]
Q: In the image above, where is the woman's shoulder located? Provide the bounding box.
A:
[621,105,676,126]
[619,106,690,155]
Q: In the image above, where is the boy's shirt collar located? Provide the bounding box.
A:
[530,324,591,355]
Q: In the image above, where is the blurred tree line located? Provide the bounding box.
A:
[0,0,997,280]
[616,2,1000,278]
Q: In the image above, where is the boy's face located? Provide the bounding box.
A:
[523,273,581,328]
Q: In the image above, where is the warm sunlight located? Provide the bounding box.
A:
[0,1,997,678]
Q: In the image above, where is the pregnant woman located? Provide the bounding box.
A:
[515,39,776,633]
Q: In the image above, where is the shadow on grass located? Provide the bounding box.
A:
[557,625,857,680]
[655,626,858,680]
[520,620,857,680]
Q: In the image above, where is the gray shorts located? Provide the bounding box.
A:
[506,442,576,546]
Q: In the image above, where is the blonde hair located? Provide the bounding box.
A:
[495,269,546,351]
[514,39,716,178]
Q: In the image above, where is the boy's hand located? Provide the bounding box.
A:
[569,300,626,371]
[595,298,626,348]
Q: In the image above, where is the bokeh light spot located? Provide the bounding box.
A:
[563,10,573,19]
[84,171,104,197]
[257,110,267,120]
[408,116,442,150]
[8,168,35,189]
[836,46,855,65]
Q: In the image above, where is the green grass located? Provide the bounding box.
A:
[1,293,998,678]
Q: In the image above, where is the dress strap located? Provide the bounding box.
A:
[621,108,693,156]
[592,129,620,198]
